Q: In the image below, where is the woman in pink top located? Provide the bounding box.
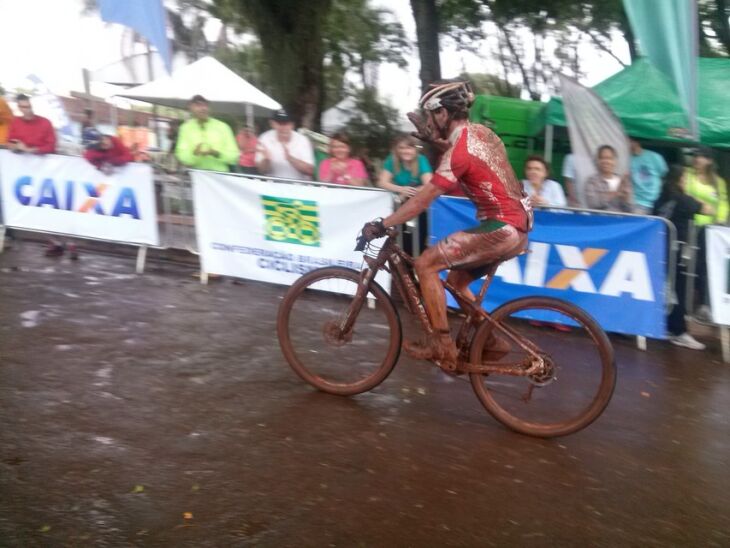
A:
[318,132,368,186]
[236,125,259,174]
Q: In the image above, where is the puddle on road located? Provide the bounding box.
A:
[20,310,40,327]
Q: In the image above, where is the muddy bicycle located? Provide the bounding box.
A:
[277,228,616,438]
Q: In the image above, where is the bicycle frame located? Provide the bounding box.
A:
[352,230,545,376]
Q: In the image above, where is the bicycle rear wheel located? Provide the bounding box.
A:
[469,296,615,438]
[277,266,401,395]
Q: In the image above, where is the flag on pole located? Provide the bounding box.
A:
[558,74,630,207]
[98,0,172,74]
[623,0,699,139]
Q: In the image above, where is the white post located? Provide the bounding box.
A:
[0,226,6,253]
[200,271,208,285]
[135,245,147,274]
[636,336,647,351]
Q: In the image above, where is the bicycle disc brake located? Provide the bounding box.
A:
[528,354,557,386]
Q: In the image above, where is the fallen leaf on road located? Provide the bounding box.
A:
[640,391,651,398]
[183,512,193,520]
[132,485,145,493]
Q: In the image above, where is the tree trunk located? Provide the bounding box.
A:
[410,0,441,95]
[230,1,332,129]
[712,0,730,55]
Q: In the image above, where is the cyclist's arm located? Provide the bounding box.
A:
[383,182,445,227]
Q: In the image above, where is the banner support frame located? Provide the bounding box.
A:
[135,245,147,274]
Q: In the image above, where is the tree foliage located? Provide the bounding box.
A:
[212,0,333,129]
[413,0,729,101]
[460,72,521,98]
[338,88,403,164]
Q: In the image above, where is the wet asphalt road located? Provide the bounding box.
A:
[0,242,728,547]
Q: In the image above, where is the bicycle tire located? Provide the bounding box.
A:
[469,296,616,438]
[277,266,402,396]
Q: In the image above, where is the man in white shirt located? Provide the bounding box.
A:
[255,109,315,180]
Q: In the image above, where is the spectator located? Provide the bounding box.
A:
[376,134,432,199]
[119,116,151,162]
[83,133,134,173]
[80,108,98,147]
[377,134,433,256]
[0,85,13,146]
[175,95,239,172]
[256,109,315,180]
[584,145,632,212]
[522,155,567,207]
[236,124,259,175]
[653,165,710,350]
[317,132,368,186]
[683,148,728,322]
[7,94,56,154]
[684,147,728,226]
[630,137,668,214]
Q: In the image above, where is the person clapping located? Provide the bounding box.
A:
[175,95,240,172]
[317,132,368,186]
[521,155,566,208]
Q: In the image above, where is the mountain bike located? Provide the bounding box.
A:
[277,228,616,438]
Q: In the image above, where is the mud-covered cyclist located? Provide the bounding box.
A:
[361,79,534,371]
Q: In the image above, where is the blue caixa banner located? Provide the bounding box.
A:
[429,197,667,338]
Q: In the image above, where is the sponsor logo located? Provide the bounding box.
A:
[496,242,655,301]
[13,176,140,219]
[261,195,320,247]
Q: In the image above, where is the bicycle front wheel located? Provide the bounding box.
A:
[469,296,616,438]
[277,266,402,396]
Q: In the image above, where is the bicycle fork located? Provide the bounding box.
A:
[331,267,380,342]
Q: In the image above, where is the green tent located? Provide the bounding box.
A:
[530,58,730,148]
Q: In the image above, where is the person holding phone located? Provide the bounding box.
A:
[7,94,56,154]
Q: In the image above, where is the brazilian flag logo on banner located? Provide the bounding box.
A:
[261,195,320,247]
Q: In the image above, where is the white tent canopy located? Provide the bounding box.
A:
[116,56,281,116]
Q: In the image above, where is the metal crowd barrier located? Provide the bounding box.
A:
[156,172,198,254]
[683,222,730,363]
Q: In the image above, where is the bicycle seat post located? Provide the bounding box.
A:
[476,263,499,305]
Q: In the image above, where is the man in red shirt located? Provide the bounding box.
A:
[84,133,134,173]
[362,80,533,370]
[7,94,56,154]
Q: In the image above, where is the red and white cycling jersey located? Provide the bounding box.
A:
[431,123,531,231]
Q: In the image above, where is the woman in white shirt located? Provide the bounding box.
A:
[522,155,567,207]
[584,145,633,212]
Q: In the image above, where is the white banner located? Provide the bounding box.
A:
[0,150,159,246]
[559,75,630,207]
[192,171,393,291]
[707,225,730,326]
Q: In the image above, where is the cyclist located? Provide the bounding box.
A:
[361,79,533,370]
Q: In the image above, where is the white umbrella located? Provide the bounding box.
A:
[116,56,281,119]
